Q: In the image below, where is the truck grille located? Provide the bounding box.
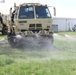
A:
[29,24,42,30]
[36,24,42,27]
[29,24,35,27]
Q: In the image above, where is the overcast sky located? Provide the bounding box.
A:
[0,0,76,18]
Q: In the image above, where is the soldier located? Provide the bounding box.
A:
[11,10,15,23]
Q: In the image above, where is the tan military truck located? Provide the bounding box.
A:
[0,13,8,35]
[7,3,56,48]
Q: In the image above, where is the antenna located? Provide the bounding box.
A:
[14,3,16,10]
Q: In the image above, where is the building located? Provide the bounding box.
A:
[52,17,76,32]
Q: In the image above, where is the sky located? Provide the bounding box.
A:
[0,0,76,18]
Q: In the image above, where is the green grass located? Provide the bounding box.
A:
[0,32,76,75]
[0,55,14,67]
[0,34,7,39]
[0,59,76,75]
[57,31,76,36]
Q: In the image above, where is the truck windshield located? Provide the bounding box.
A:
[35,6,51,18]
[19,6,34,19]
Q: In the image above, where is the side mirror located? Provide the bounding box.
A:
[48,6,56,16]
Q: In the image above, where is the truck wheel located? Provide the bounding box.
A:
[8,36,17,48]
[8,36,24,48]
[2,26,7,35]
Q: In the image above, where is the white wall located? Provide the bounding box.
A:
[52,17,76,31]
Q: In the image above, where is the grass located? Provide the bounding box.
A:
[0,31,76,75]
[57,31,76,37]
[0,55,14,67]
[0,59,76,75]
[0,33,7,39]
[0,35,7,39]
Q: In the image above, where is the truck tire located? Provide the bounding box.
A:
[2,26,7,35]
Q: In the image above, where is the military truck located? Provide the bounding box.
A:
[0,13,8,35]
[7,3,56,48]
